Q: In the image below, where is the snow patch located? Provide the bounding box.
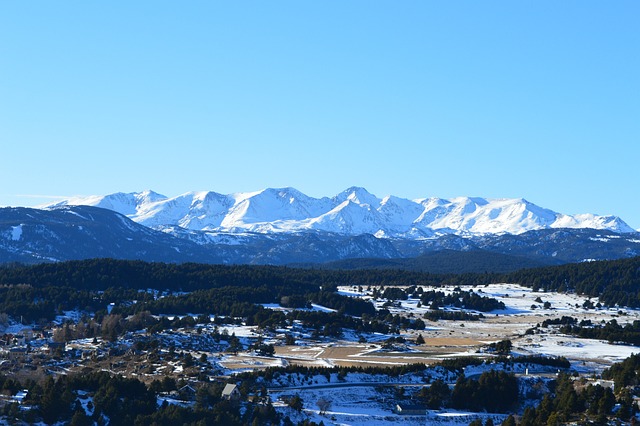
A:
[11,225,23,241]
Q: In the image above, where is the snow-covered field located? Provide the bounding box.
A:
[271,385,507,426]
[278,284,640,371]
[257,284,640,425]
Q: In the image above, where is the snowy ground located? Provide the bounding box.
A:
[272,385,508,426]
[258,284,640,425]
[259,284,640,374]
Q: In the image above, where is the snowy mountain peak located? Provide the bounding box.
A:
[41,187,637,239]
[333,186,381,207]
[136,190,167,204]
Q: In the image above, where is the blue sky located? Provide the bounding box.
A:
[1,2,639,229]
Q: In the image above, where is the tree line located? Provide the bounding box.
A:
[2,256,640,317]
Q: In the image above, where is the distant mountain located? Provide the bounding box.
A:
[2,188,637,269]
[2,204,638,269]
[45,187,636,238]
[0,206,400,265]
[0,205,219,264]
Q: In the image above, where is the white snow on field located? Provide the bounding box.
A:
[11,225,22,241]
[66,338,101,350]
[310,304,337,313]
[351,282,640,319]
[520,334,639,364]
[219,353,287,374]
[219,325,260,338]
[330,283,640,371]
[77,390,95,416]
[262,303,341,314]
[475,283,596,315]
[261,303,286,310]
[156,395,193,407]
[271,385,506,426]
[338,288,368,297]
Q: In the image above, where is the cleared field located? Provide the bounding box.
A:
[219,353,286,371]
[272,339,481,368]
[417,337,486,346]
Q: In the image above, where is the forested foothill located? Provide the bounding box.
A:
[0,257,639,424]
[2,255,639,306]
[0,256,638,327]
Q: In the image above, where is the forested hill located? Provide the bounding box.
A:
[316,249,560,274]
[1,257,640,306]
[0,259,478,292]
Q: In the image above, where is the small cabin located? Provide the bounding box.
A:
[221,383,240,400]
[395,403,426,415]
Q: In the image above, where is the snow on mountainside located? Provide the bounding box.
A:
[0,205,219,264]
[44,187,637,238]
[57,190,167,217]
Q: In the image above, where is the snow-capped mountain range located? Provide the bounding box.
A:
[44,187,636,238]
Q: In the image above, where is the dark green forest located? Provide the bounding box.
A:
[2,256,640,307]
[0,259,472,292]
[320,249,559,273]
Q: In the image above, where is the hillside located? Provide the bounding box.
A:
[2,256,640,306]
[318,249,561,274]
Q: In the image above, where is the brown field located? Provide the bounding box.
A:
[219,354,284,371]
[271,338,486,368]
[417,336,485,346]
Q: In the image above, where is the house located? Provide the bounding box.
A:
[177,385,197,401]
[221,383,240,400]
[395,403,426,415]
[47,341,66,354]
[12,390,28,404]
[13,334,27,345]
[8,347,28,359]
[574,378,615,393]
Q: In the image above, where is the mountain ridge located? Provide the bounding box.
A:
[2,205,639,267]
[44,187,636,237]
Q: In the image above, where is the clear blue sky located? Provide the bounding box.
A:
[1,2,639,229]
